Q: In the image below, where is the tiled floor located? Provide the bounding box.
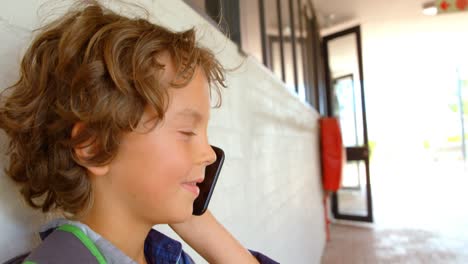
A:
[321,224,468,264]
[321,158,468,264]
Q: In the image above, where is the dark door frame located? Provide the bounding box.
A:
[322,25,373,223]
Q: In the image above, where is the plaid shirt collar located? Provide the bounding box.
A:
[144,228,183,264]
[39,218,187,264]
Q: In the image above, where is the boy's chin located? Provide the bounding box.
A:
[167,208,194,224]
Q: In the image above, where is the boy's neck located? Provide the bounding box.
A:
[79,202,151,264]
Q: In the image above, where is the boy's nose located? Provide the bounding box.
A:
[202,144,217,166]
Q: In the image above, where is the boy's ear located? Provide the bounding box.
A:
[71,122,110,177]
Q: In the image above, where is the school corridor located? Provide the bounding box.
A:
[1,0,468,263]
[322,160,468,263]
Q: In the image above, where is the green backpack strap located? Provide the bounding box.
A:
[57,224,107,264]
[23,224,107,264]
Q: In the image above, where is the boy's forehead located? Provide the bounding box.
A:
[168,80,210,121]
[175,108,203,121]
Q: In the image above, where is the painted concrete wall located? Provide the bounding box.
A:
[0,1,325,263]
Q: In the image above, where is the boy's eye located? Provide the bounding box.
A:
[180,131,196,136]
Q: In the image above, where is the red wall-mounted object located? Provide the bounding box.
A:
[319,117,344,192]
[319,117,345,241]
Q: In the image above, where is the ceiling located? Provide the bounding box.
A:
[312,0,432,28]
[256,0,435,33]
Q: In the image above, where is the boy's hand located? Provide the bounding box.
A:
[169,210,259,264]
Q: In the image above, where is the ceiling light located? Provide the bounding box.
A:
[422,2,438,16]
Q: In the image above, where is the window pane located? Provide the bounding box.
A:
[293,0,306,101]
[239,0,263,63]
[328,34,365,147]
[281,0,295,93]
[337,161,368,216]
[296,41,306,101]
[271,40,283,80]
[264,0,282,80]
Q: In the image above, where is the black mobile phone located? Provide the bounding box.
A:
[193,145,225,216]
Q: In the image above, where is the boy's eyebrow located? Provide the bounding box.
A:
[175,108,204,122]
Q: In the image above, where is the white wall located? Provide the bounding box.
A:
[0,0,325,263]
[360,13,468,157]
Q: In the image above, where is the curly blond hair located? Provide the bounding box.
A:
[0,1,225,217]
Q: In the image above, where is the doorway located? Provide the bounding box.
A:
[322,26,373,222]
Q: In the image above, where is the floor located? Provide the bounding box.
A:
[321,224,468,264]
[321,157,468,264]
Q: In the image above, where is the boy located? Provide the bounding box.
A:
[0,1,278,263]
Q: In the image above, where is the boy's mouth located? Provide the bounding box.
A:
[182,182,200,196]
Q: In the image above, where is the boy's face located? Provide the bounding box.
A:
[104,55,217,224]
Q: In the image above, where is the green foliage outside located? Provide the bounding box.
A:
[447,134,468,143]
[449,101,468,114]
[368,141,376,160]
[423,140,430,149]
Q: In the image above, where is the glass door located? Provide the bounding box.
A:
[323,26,373,222]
